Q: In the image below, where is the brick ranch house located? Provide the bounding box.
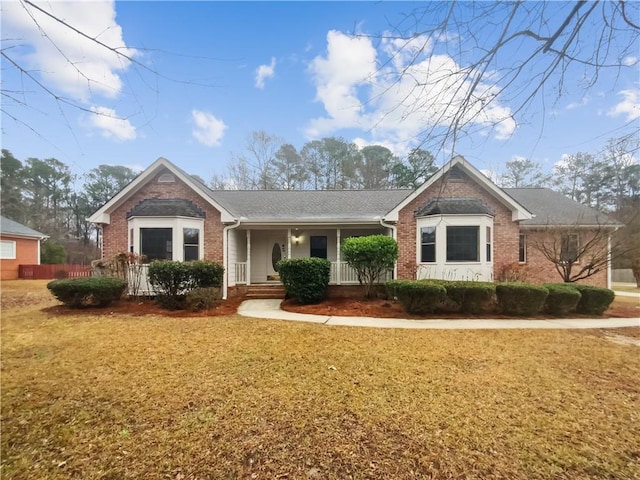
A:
[0,215,47,280]
[89,156,620,299]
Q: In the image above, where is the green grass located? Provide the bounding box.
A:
[1,281,639,479]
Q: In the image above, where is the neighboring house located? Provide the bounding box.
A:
[0,216,47,280]
[89,156,620,298]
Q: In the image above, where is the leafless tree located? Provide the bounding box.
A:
[367,1,639,154]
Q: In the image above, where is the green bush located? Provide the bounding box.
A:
[148,260,224,310]
[443,281,496,314]
[395,280,447,314]
[496,283,548,316]
[543,283,582,316]
[385,279,404,300]
[342,235,398,298]
[185,287,221,312]
[47,276,127,308]
[189,261,224,288]
[277,257,331,304]
[574,285,615,315]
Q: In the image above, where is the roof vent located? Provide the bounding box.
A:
[447,166,463,182]
[158,173,175,183]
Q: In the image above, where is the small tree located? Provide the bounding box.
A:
[342,235,398,298]
[530,223,619,283]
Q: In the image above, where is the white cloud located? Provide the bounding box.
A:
[607,90,640,121]
[255,57,276,89]
[192,110,227,147]
[2,1,137,102]
[566,96,590,110]
[306,30,516,148]
[623,56,638,67]
[89,106,137,141]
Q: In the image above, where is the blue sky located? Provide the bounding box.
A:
[2,1,638,184]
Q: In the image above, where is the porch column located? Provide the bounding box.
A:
[246,230,251,286]
[287,228,292,259]
[336,228,341,285]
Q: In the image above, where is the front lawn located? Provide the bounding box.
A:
[1,281,639,479]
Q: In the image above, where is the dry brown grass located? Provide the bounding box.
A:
[2,280,639,479]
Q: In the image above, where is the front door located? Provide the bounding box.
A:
[266,237,285,281]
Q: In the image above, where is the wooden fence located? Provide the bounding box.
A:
[19,264,93,280]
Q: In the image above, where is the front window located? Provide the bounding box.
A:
[0,240,16,259]
[561,234,579,263]
[140,228,172,261]
[519,234,527,263]
[310,236,327,259]
[421,227,436,262]
[446,226,479,262]
[486,226,492,262]
[183,228,200,261]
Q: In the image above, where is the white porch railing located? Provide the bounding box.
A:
[330,262,392,285]
[235,262,247,284]
[127,264,156,296]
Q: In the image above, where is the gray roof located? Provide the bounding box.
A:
[504,188,621,227]
[415,198,494,217]
[0,216,46,238]
[127,199,205,218]
[207,189,412,222]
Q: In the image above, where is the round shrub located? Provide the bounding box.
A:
[277,257,331,304]
[395,281,447,315]
[496,283,548,316]
[47,276,127,308]
[543,283,582,316]
[574,285,615,315]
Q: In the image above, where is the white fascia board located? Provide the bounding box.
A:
[240,218,387,227]
[88,157,235,224]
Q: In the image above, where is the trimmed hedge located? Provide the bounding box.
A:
[496,283,548,316]
[148,260,224,310]
[574,285,615,315]
[442,281,496,314]
[47,276,127,308]
[543,283,582,316]
[395,280,447,314]
[277,257,331,304]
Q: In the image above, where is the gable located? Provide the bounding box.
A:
[385,156,532,222]
[88,158,234,224]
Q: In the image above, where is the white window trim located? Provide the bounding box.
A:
[415,214,494,281]
[0,240,16,259]
[128,217,204,262]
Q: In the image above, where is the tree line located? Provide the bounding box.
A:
[1,133,638,266]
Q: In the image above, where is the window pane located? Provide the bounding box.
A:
[519,234,526,263]
[0,240,16,259]
[184,245,199,261]
[183,228,199,245]
[140,228,172,262]
[183,228,199,261]
[561,234,579,262]
[310,236,327,259]
[446,226,478,261]
[486,226,491,262]
[420,227,436,262]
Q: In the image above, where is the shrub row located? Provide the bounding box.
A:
[148,260,224,310]
[47,276,128,308]
[387,279,615,317]
[277,258,331,304]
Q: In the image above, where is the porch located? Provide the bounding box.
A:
[228,226,393,287]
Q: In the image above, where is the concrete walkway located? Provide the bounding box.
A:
[238,299,639,330]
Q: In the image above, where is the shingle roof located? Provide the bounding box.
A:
[207,189,412,222]
[0,216,46,238]
[504,188,621,227]
[414,198,494,217]
[127,199,206,218]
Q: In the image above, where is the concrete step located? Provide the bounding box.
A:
[245,285,286,299]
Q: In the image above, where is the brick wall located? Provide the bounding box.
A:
[101,168,224,263]
[1,236,40,280]
[396,170,520,280]
[519,229,608,287]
